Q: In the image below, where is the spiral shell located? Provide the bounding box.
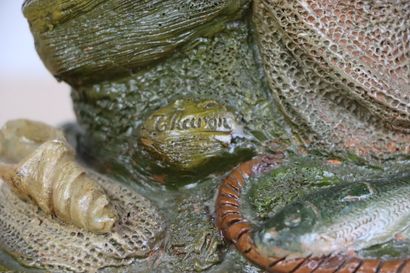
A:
[0,120,164,272]
[0,139,117,234]
[0,119,65,163]
[0,160,164,273]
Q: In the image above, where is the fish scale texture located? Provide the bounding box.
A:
[0,172,164,273]
[253,0,410,159]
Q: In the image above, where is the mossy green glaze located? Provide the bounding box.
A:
[243,156,344,222]
[23,0,105,33]
[13,0,410,272]
[139,99,244,170]
[70,18,292,182]
[23,0,250,85]
[243,156,410,222]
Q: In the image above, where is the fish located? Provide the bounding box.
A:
[255,177,410,258]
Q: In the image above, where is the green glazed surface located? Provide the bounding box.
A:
[1,0,407,272]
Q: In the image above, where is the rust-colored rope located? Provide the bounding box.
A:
[215,155,410,273]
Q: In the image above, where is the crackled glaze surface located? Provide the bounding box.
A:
[2,0,408,272]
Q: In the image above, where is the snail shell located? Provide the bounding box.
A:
[139,99,244,170]
[0,119,65,163]
[0,139,117,234]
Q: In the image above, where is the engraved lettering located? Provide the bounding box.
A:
[190,117,196,129]
[176,115,184,130]
[223,117,232,130]
[203,117,209,129]
[148,102,236,133]
[182,117,191,129]
[194,117,202,129]
[207,117,217,130]
[154,115,167,132]
[170,113,178,131]
[218,117,223,128]
[155,114,235,132]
